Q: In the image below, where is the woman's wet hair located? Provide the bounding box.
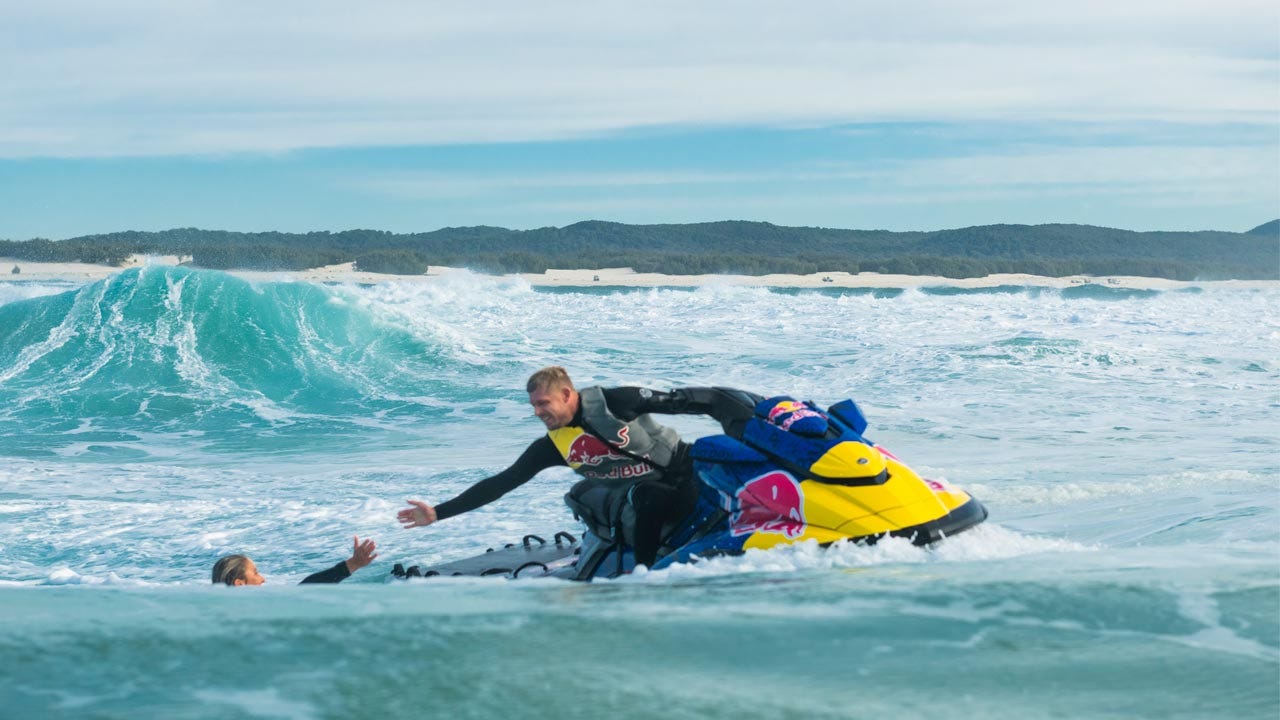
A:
[212,554,252,585]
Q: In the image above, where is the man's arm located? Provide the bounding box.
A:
[398,437,565,528]
[603,386,763,437]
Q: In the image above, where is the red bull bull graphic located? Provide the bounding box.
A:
[564,434,630,468]
[730,470,806,539]
[561,432,658,480]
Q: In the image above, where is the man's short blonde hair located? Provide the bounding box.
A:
[527,366,575,394]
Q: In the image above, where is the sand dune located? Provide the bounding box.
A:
[2,255,1273,290]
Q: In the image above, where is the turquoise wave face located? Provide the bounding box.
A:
[0,267,462,460]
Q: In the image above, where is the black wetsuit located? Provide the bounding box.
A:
[434,386,760,566]
[299,561,351,584]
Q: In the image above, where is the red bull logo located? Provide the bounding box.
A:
[730,471,806,538]
[767,400,806,420]
[564,434,630,468]
[766,400,827,434]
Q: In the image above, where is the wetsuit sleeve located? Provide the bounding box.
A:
[602,386,764,438]
[299,561,351,584]
[434,436,566,521]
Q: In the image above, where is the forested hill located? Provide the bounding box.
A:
[4,220,1278,280]
[1246,219,1279,237]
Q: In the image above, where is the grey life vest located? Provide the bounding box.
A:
[550,386,682,553]
[546,386,680,486]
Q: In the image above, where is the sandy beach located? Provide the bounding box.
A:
[1,255,1274,290]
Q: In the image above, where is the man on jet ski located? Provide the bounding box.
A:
[397,366,759,567]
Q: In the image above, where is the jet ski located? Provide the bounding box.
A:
[392,396,987,582]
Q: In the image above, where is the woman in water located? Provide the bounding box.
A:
[212,536,378,585]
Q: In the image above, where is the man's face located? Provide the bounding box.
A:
[529,385,576,430]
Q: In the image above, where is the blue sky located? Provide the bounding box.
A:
[2,1,1277,239]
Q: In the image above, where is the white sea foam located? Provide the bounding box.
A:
[631,524,1093,584]
[191,689,319,720]
[0,280,77,305]
[971,469,1277,508]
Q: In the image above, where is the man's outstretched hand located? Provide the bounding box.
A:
[397,499,438,529]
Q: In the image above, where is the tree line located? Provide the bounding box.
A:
[2,220,1276,280]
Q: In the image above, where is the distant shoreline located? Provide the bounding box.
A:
[2,256,1275,291]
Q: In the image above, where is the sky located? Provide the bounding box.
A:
[1,1,1277,240]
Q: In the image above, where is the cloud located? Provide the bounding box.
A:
[348,169,800,199]
[2,1,1277,158]
[349,144,1274,199]
[887,145,1277,189]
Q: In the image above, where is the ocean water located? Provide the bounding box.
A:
[0,266,1276,719]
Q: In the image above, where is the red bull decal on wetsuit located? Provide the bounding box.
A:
[548,426,659,482]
